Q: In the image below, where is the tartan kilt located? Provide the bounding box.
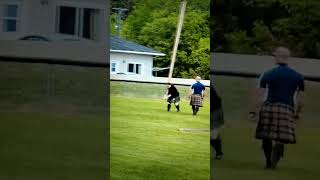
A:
[167,96,180,104]
[255,102,297,144]
[190,94,203,107]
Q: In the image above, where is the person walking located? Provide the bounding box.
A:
[189,76,206,115]
[251,46,305,169]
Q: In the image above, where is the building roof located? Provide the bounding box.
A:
[110,36,165,56]
[212,52,320,79]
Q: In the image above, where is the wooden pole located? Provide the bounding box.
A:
[168,1,187,82]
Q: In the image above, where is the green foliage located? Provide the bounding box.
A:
[211,0,320,58]
[119,0,210,79]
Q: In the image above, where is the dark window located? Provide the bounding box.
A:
[136,64,141,74]
[3,19,16,32]
[83,8,93,39]
[59,6,76,35]
[128,63,134,73]
[4,5,17,17]
[3,4,18,32]
[111,63,116,72]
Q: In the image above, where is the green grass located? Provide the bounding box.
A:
[110,82,210,180]
[0,112,107,180]
[213,76,320,180]
[3,61,320,179]
[0,62,108,179]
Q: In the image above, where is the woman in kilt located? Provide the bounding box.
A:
[189,76,206,116]
[251,46,305,169]
[211,84,224,160]
[165,83,180,112]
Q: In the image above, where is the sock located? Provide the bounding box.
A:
[195,106,199,115]
[167,104,171,111]
[262,139,273,167]
[192,105,196,114]
[176,105,180,111]
[214,138,223,155]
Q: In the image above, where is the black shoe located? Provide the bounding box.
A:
[215,153,223,160]
[265,163,272,169]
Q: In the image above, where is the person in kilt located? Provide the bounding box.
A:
[251,46,305,169]
[189,76,205,115]
[211,84,224,160]
[165,83,180,112]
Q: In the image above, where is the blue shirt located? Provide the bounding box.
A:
[192,82,205,95]
[259,64,304,106]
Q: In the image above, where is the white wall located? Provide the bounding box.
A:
[0,0,107,44]
[111,74,210,87]
[110,52,154,77]
[0,0,108,62]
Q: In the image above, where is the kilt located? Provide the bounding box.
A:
[255,102,296,144]
[167,96,180,104]
[190,94,203,107]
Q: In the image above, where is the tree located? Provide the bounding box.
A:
[120,0,210,79]
[211,0,320,58]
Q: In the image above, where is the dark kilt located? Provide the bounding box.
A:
[190,94,203,107]
[167,96,180,104]
[255,102,296,144]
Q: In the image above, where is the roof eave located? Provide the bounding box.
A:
[110,49,165,56]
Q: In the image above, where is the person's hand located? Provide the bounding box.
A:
[249,112,257,122]
[295,111,302,121]
[163,94,167,100]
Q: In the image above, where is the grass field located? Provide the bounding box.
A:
[2,60,320,180]
[110,82,210,179]
[0,62,108,180]
[212,76,320,180]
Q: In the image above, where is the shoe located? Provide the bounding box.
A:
[264,163,272,169]
[215,153,223,160]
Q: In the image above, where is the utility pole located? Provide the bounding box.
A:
[112,8,128,36]
[168,1,187,82]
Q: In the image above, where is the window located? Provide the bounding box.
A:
[56,6,99,40]
[136,64,141,74]
[127,63,142,75]
[59,6,76,35]
[111,62,117,73]
[2,4,19,32]
[128,63,134,73]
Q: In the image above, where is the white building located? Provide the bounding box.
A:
[0,0,108,63]
[110,36,165,78]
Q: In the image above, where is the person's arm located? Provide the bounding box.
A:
[201,86,205,98]
[189,85,193,97]
[295,91,304,118]
[254,87,266,113]
[164,88,169,99]
[250,73,267,118]
[295,77,305,119]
